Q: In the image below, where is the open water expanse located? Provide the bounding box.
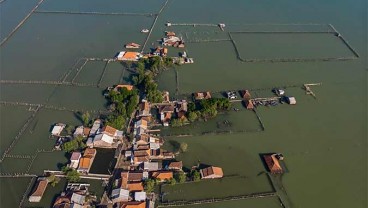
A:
[0,0,366,207]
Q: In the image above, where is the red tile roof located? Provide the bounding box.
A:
[151,171,173,181]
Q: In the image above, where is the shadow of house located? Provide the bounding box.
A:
[197,163,212,170]
[168,140,180,153]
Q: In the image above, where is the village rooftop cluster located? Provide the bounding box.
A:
[117,31,194,65]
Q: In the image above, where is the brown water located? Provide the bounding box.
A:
[0,0,366,207]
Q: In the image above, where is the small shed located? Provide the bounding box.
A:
[286,97,296,105]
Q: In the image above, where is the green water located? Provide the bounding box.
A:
[0,0,366,207]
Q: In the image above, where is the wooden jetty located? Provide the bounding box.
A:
[168,23,218,27]
[158,192,276,207]
[141,0,169,52]
[97,60,110,87]
[0,105,40,162]
[251,97,280,102]
[34,10,155,17]
[303,83,322,99]
[0,0,45,46]
[186,38,231,43]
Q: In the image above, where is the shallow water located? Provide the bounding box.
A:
[0,0,366,207]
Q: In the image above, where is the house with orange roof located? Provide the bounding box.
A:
[101,125,118,137]
[29,178,48,202]
[77,148,96,173]
[121,171,145,182]
[245,99,254,110]
[200,166,224,179]
[240,90,252,100]
[263,154,283,174]
[114,84,134,92]
[127,182,144,192]
[120,201,146,208]
[167,161,183,171]
[117,51,142,61]
[151,171,173,181]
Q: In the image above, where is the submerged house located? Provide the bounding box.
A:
[200,166,224,179]
[263,154,283,174]
[125,42,141,49]
[51,123,66,136]
[286,96,296,105]
[245,99,254,110]
[240,90,252,100]
[194,92,211,100]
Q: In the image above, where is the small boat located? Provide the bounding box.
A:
[141,29,149,33]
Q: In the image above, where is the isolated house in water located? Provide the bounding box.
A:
[200,166,224,179]
[51,123,66,136]
[194,92,211,100]
[29,178,48,202]
[263,154,283,174]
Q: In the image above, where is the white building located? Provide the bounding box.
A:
[51,123,66,136]
[134,191,147,201]
[111,188,129,203]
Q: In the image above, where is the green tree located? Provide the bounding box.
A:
[62,167,80,182]
[175,172,186,183]
[81,111,90,126]
[144,179,156,193]
[168,178,176,186]
[188,111,198,122]
[62,135,86,152]
[191,170,201,182]
[65,125,74,135]
[47,174,60,187]
[180,142,188,153]
[106,115,126,130]
[62,140,79,152]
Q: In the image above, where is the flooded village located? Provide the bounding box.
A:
[0,0,366,208]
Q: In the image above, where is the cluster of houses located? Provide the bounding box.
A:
[86,119,124,148]
[68,148,97,174]
[155,91,189,126]
[162,31,185,48]
[52,183,96,208]
[29,178,96,208]
[52,119,124,150]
